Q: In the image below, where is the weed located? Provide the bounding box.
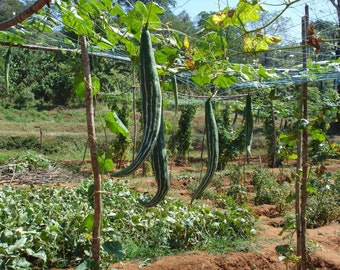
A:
[306,169,340,228]
[251,168,292,214]
[225,164,248,205]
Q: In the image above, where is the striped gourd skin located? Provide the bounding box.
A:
[245,94,253,156]
[139,115,170,207]
[112,27,162,177]
[191,98,219,202]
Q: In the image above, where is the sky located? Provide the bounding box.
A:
[171,0,338,40]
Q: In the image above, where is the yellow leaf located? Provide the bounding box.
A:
[85,233,92,241]
[264,34,282,44]
[184,36,190,50]
[242,36,252,53]
[211,12,227,26]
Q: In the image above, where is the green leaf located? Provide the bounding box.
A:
[26,249,47,262]
[192,64,212,86]
[98,156,114,173]
[119,1,163,34]
[243,34,268,53]
[264,34,282,44]
[155,46,178,65]
[288,153,298,160]
[61,5,93,36]
[0,30,26,44]
[73,73,100,99]
[309,129,326,142]
[307,184,317,194]
[213,74,237,88]
[110,3,126,17]
[81,213,94,232]
[11,257,31,268]
[236,0,262,25]
[13,237,27,249]
[275,244,291,255]
[105,112,129,136]
[103,240,125,260]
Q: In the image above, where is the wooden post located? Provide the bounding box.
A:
[296,4,309,270]
[79,36,102,269]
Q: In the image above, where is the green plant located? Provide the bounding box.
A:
[306,169,340,228]
[169,102,197,163]
[225,164,248,205]
[251,168,292,214]
[192,98,219,202]
[216,102,239,169]
[276,244,300,270]
[109,95,133,168]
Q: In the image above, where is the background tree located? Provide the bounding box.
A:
[161,10,197,35]
[0,0,25,22]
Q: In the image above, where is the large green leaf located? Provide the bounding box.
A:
[98,155,114,173]
[26,249,47,262]
[102,240,125,260]
[235,0,262,25]
[155,45,178,65]
[0,30,27,44]
[61,5,93,36]
[119,1,164,35]
[73,73,100,99]
[213,74,236,88]
[105,112,129,136]
[192,64,212,86]
[81,213,94,232]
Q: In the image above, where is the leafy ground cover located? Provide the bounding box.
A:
[0,163,256,269]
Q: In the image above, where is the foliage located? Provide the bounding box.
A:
[0,135,66,154]
[169,102,197,163]
[225,164,248,205]
[215,102,240,170]
[0,48,81,108]
[0,179,256,269]
[0,0,25,22]
[105,93,133,168]
[251,167,293,214]
[306,169,340,228]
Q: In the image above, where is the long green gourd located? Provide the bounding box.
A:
[191,98,219,203]
[5,47,11,94]
[139,114,170,207]
[112,26,162,177]
[245,93,253,157]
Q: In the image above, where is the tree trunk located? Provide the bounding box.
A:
[79,36,102,269]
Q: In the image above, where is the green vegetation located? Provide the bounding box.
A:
[0,177,256,269]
